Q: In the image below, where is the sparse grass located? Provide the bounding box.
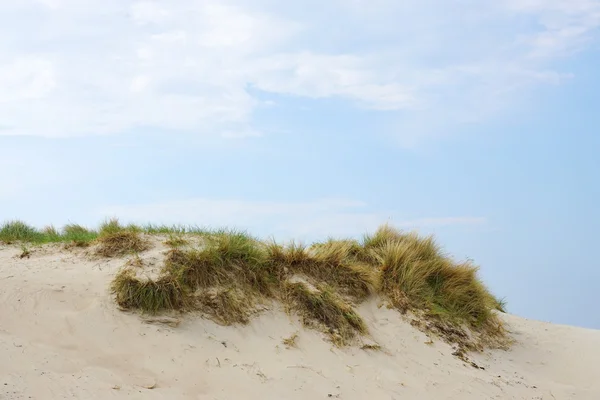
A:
[164,234,189,248]
[111,269,188,314]
[19,245,31,259]
[494,297,508,313]
[283,281,367,346]
[282,333,299,348]
[126,254,145,268]
[143,224,211,236]
[196,288,253,325]
[361,343,382,351]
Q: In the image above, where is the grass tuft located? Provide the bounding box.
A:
[42,225,61,241]
[62,224,98,247]
[283,281,367,345]
[0,221,43,243]
[196,288,253,325]
[373,227,503,339]
[267,240,377,299]
[99,218,124,236]
[282,333,299,348]
[111,269,188,314]
[165,231,277,295]
[96,230,149,257]
[19,245,31,259]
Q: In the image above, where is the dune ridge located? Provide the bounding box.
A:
[1,221,599,399]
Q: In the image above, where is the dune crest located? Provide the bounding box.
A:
[1,226,599,399]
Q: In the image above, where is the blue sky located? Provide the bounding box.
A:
[1,0,599,329]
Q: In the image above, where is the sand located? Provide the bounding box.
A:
[1,243,599,399]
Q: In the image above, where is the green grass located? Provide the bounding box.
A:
[0,221,44,243]
[62,224,98,246]
[0,220,98,245]
[0,219,216,246]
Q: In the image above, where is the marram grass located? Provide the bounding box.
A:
[1,219,507,348]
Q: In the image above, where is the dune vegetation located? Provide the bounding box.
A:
[1,218,508,350]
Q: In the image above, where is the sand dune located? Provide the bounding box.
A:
[1,243,599,400]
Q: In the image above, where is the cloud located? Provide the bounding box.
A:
[98,197,486,240]
[0,0,598,141]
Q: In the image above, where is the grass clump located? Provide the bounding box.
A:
[96,230,149,257]
[42,225,61,241]
[99,218,124,236]
[111,269,188,314]
[62,224,98,247]
[196,288,253,325]
[284,281,367,345]
[267,240,378,300]
[0,221,43,243]
[282,332,299,348]
[369,225,504,341]
[0,220,99,246]
[165,230,276,295]
[95,219,149,257]
[19,245,31,259]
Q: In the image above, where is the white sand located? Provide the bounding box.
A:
[1,243,599,399]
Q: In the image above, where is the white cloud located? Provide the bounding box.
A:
[0,0,598,140]
[0,57,56,101]
[98,197,486,240]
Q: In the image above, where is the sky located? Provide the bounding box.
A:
[1,0,599,329]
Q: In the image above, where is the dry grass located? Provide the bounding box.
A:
[196,288,254,325]
[282,333,299,348]
[164,231,277,295]
[283,281,367,346]
[363,225,507,348]
[126,254,145,268]
[377,236,495,326]
[267,240,378,300]
[107,222,507,349]
[96,231,149,257]
[361,343,382,351]
[111,269,188,314]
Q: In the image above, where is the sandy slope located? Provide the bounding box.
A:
[1,243,599,400]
